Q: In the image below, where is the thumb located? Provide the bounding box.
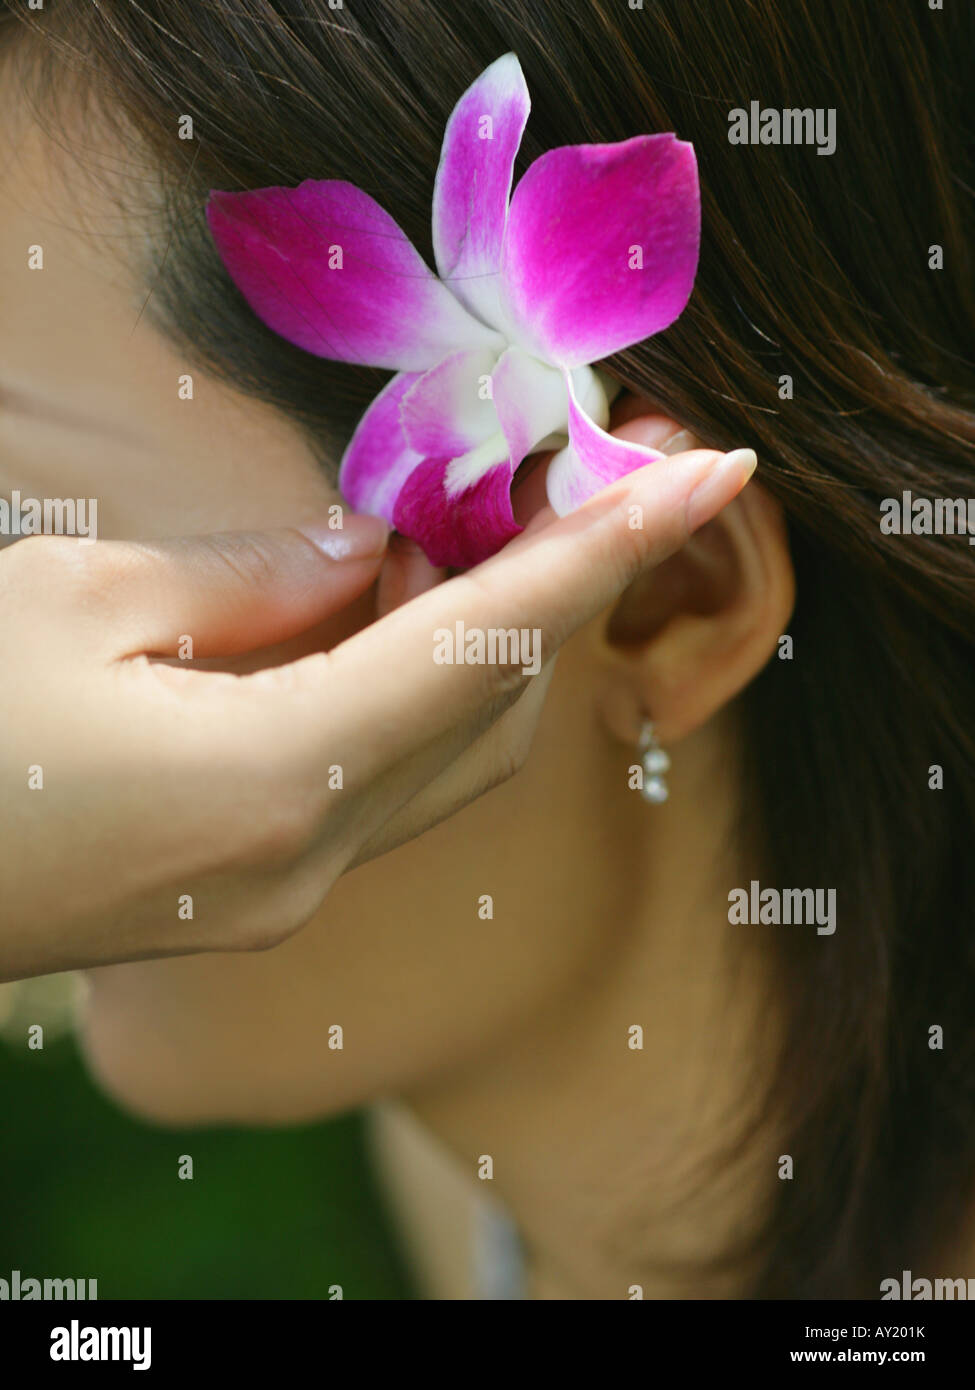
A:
[94,513,389,658]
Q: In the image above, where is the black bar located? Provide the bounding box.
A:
[1,1298,970,1373]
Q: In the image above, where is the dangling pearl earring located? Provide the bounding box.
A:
[638,719,670,804]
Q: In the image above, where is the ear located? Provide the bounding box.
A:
[593,413,794,746]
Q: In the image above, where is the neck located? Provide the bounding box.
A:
[382,706,780,1299]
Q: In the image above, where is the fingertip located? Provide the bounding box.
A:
[376,532,446,616]
[297,512,390,561]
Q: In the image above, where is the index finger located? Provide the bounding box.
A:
[248,445,756,777]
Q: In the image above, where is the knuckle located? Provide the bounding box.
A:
[612,519,658,586]
[611,486,693,587]
[489,656,532,702]
[249,803,319,872]
[212,900,295,956]
[205,532,279,592]
[231,772,324,873]
[240,861,336,954]
[239,910,295,954]
[483,743,527,793]
[467,673,529,742]
[508,720,536,772]
[479,723,535,794]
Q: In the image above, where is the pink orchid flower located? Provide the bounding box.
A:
[207,53,700,568]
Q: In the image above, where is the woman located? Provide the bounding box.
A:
[2,0,973,1299]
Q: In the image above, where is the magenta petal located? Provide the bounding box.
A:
[400,348,501,457]
[501,135,700,368]
[207,182,502,372]
[432,53,530,330]
[339,372,425,522]
[393,448,521,568]
[546,372,664,515]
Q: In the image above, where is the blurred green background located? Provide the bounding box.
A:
[0,977,414,1299]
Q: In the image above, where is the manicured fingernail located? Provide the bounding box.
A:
[659,428,696,456]
[298,512,389,560]
[685,448,757,534]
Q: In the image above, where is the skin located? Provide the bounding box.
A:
[1,79,821,1296]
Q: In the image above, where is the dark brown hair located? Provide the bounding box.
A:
[6,0,975,1297]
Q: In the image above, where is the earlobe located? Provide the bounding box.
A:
[594,441,794,747]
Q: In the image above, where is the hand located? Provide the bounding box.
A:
[0,442,754,981]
